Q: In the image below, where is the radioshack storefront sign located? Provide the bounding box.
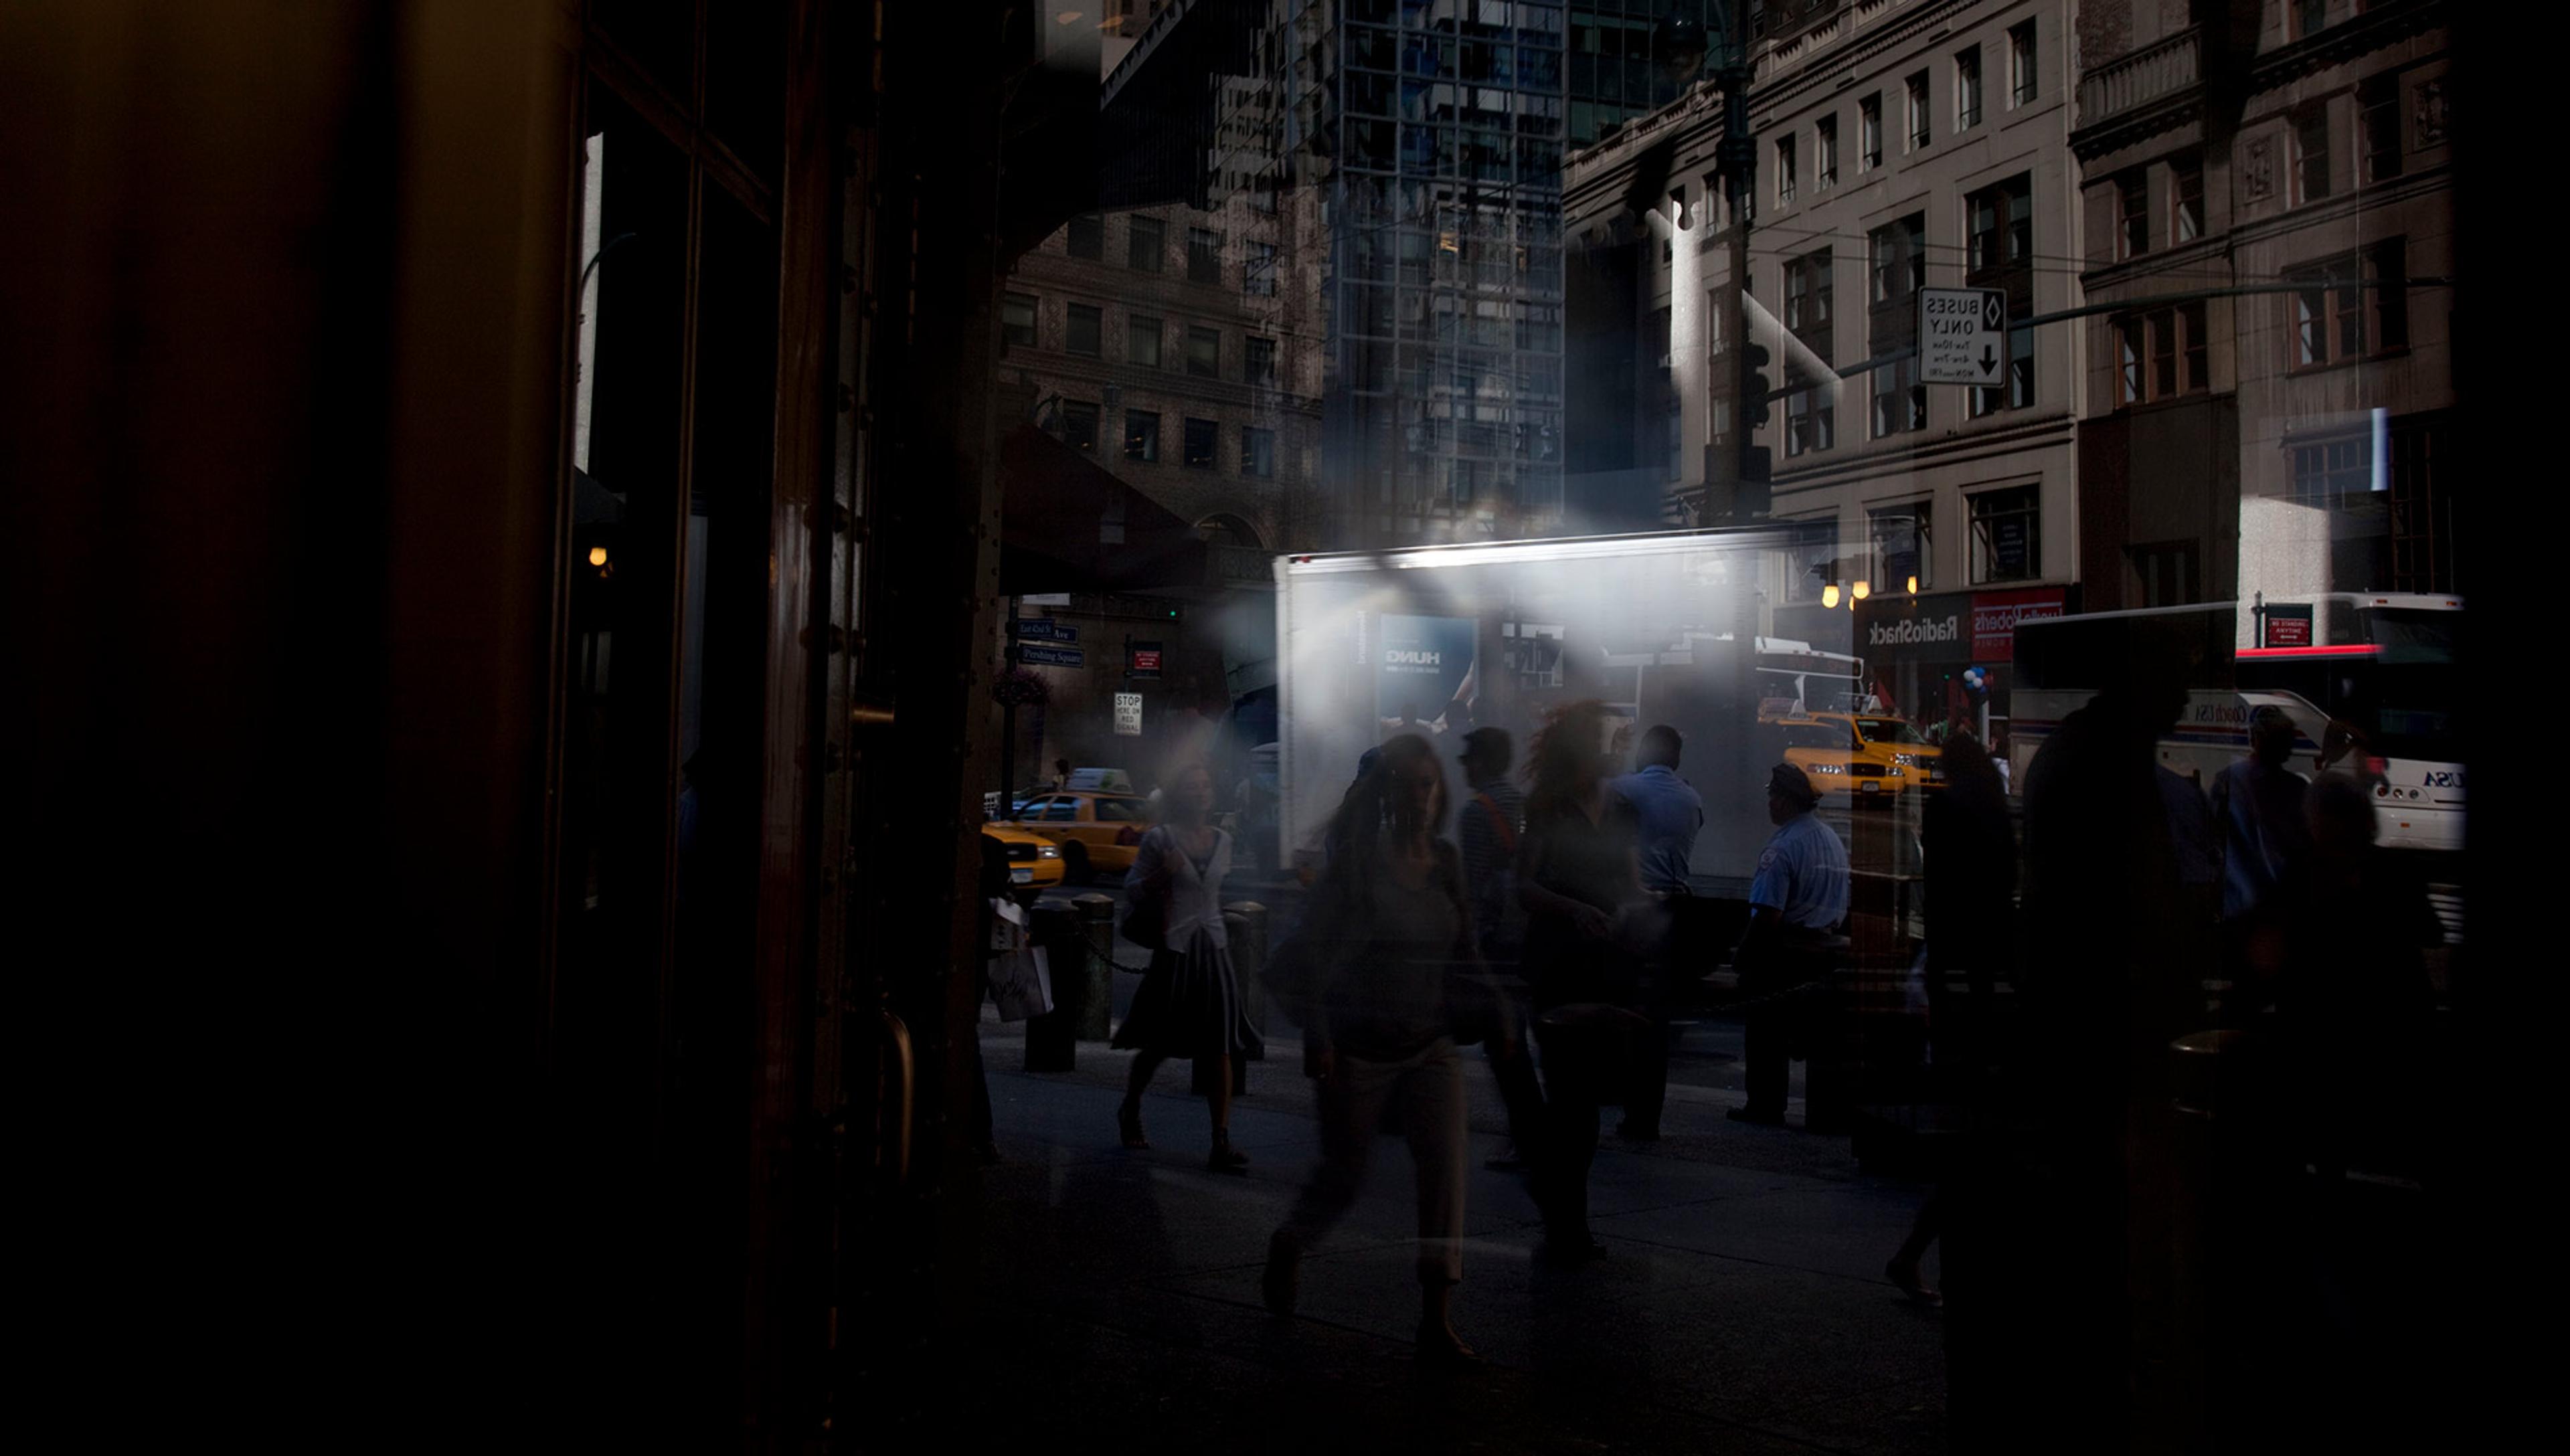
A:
[1866,610,1966,654]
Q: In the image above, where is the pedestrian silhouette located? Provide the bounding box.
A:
[1114,763,1261,1172]
[1516,701,1648,1263]
[1266,733,1511,1363]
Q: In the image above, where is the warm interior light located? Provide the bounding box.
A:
[1852,580,1871,602]
[1906,575,1918,595]
[1821,583,1840,608]
[588,546,608,567]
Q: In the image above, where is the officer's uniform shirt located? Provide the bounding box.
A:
[1747,810,1851,931]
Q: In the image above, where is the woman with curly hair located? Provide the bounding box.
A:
[1264,733,1511,1362]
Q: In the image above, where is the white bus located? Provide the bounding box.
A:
[2010,594,2464,862]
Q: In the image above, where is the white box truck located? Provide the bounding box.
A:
[1276,529,1853,895]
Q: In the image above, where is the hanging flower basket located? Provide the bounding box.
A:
[991,665,1051,709]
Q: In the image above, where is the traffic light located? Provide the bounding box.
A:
[1741,342,1774,430]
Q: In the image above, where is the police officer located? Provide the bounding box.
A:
[1727,763,1851,1129]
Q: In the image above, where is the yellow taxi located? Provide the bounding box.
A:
[1764,711,1945,802]
[999,788,1156,884]
[982,824,1066,891]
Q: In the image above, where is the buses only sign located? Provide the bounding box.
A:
[1919,286,2006,386]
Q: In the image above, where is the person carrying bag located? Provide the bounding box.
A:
[1109,764,1262,1172]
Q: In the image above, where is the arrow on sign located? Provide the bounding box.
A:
[1979,344,1998,375]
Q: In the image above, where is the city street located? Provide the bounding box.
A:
[965,996,1944,1454]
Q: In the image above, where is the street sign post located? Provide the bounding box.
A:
[1113,692,1143,736]
[1919,286,2006,387]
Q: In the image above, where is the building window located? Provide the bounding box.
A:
[2128,541,2201,607]
[1868,212,1925,438]
[1246,335,1277,385]
[2361,76,2403,185]
[1123,410,1160,463]
[2292,104,2332,204]
[1002,292,1037,347]
[1187,226,1223,284]
[1775,135,1797,206]
[2291,242,2407,369]
[2296,0,2329,39]
[1784,523,1839,606]
[2116,169,2150,260]
[2290,435,2370,504]
[1128,215,1165,272]
[1970,176,2033,272]
[1869,213,1925,305]
[1786,248,1834,335]
[1184,417,1218,469]
[1244,241,1278,296]
[1860,94,1883,171]
[1871,502,1932,594]
[1955,46,1982,130]
[1784,388,1834,458]
[1969,485,2041,583]
[1067,213,1104,260]
[2171,155,2205,244]
[2114,302,2209,405]
[1816,115,1838,189]
[1241,426,1276,477]
[1873,357,1925,438]
[1906,72,1930,150]
[1128,314,1163,368]
[1066,302,1102,357]
[1059,399,1100,452]
[2008,20,2037,106]
[1187,324,1221,377]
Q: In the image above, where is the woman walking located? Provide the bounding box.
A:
[1516,701,1646,1264]
[1264,733,1510,1362]
[1114,763,1262,1172]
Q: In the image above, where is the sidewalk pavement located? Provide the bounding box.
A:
[958,1010,1949,1454]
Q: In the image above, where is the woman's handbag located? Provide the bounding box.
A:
[987,897,1055,1022]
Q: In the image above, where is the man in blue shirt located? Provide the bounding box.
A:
[1729,763,1851,1128]
[1611,725,1705,895]
[1608,725,1705,1140]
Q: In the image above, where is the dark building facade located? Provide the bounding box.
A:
[2071,0,2455,611]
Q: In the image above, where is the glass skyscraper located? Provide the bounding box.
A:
[1176,0,1717,545]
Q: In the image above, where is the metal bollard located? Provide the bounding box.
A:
[1223,901,1268,1097]
[1023,897,1085,1073]
[1071,893,1117,1041]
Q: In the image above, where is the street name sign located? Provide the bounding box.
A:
[1918,286,2006,386]
[1019,644,1084,668]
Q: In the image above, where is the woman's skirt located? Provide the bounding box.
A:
[1112,928,1265,1061]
